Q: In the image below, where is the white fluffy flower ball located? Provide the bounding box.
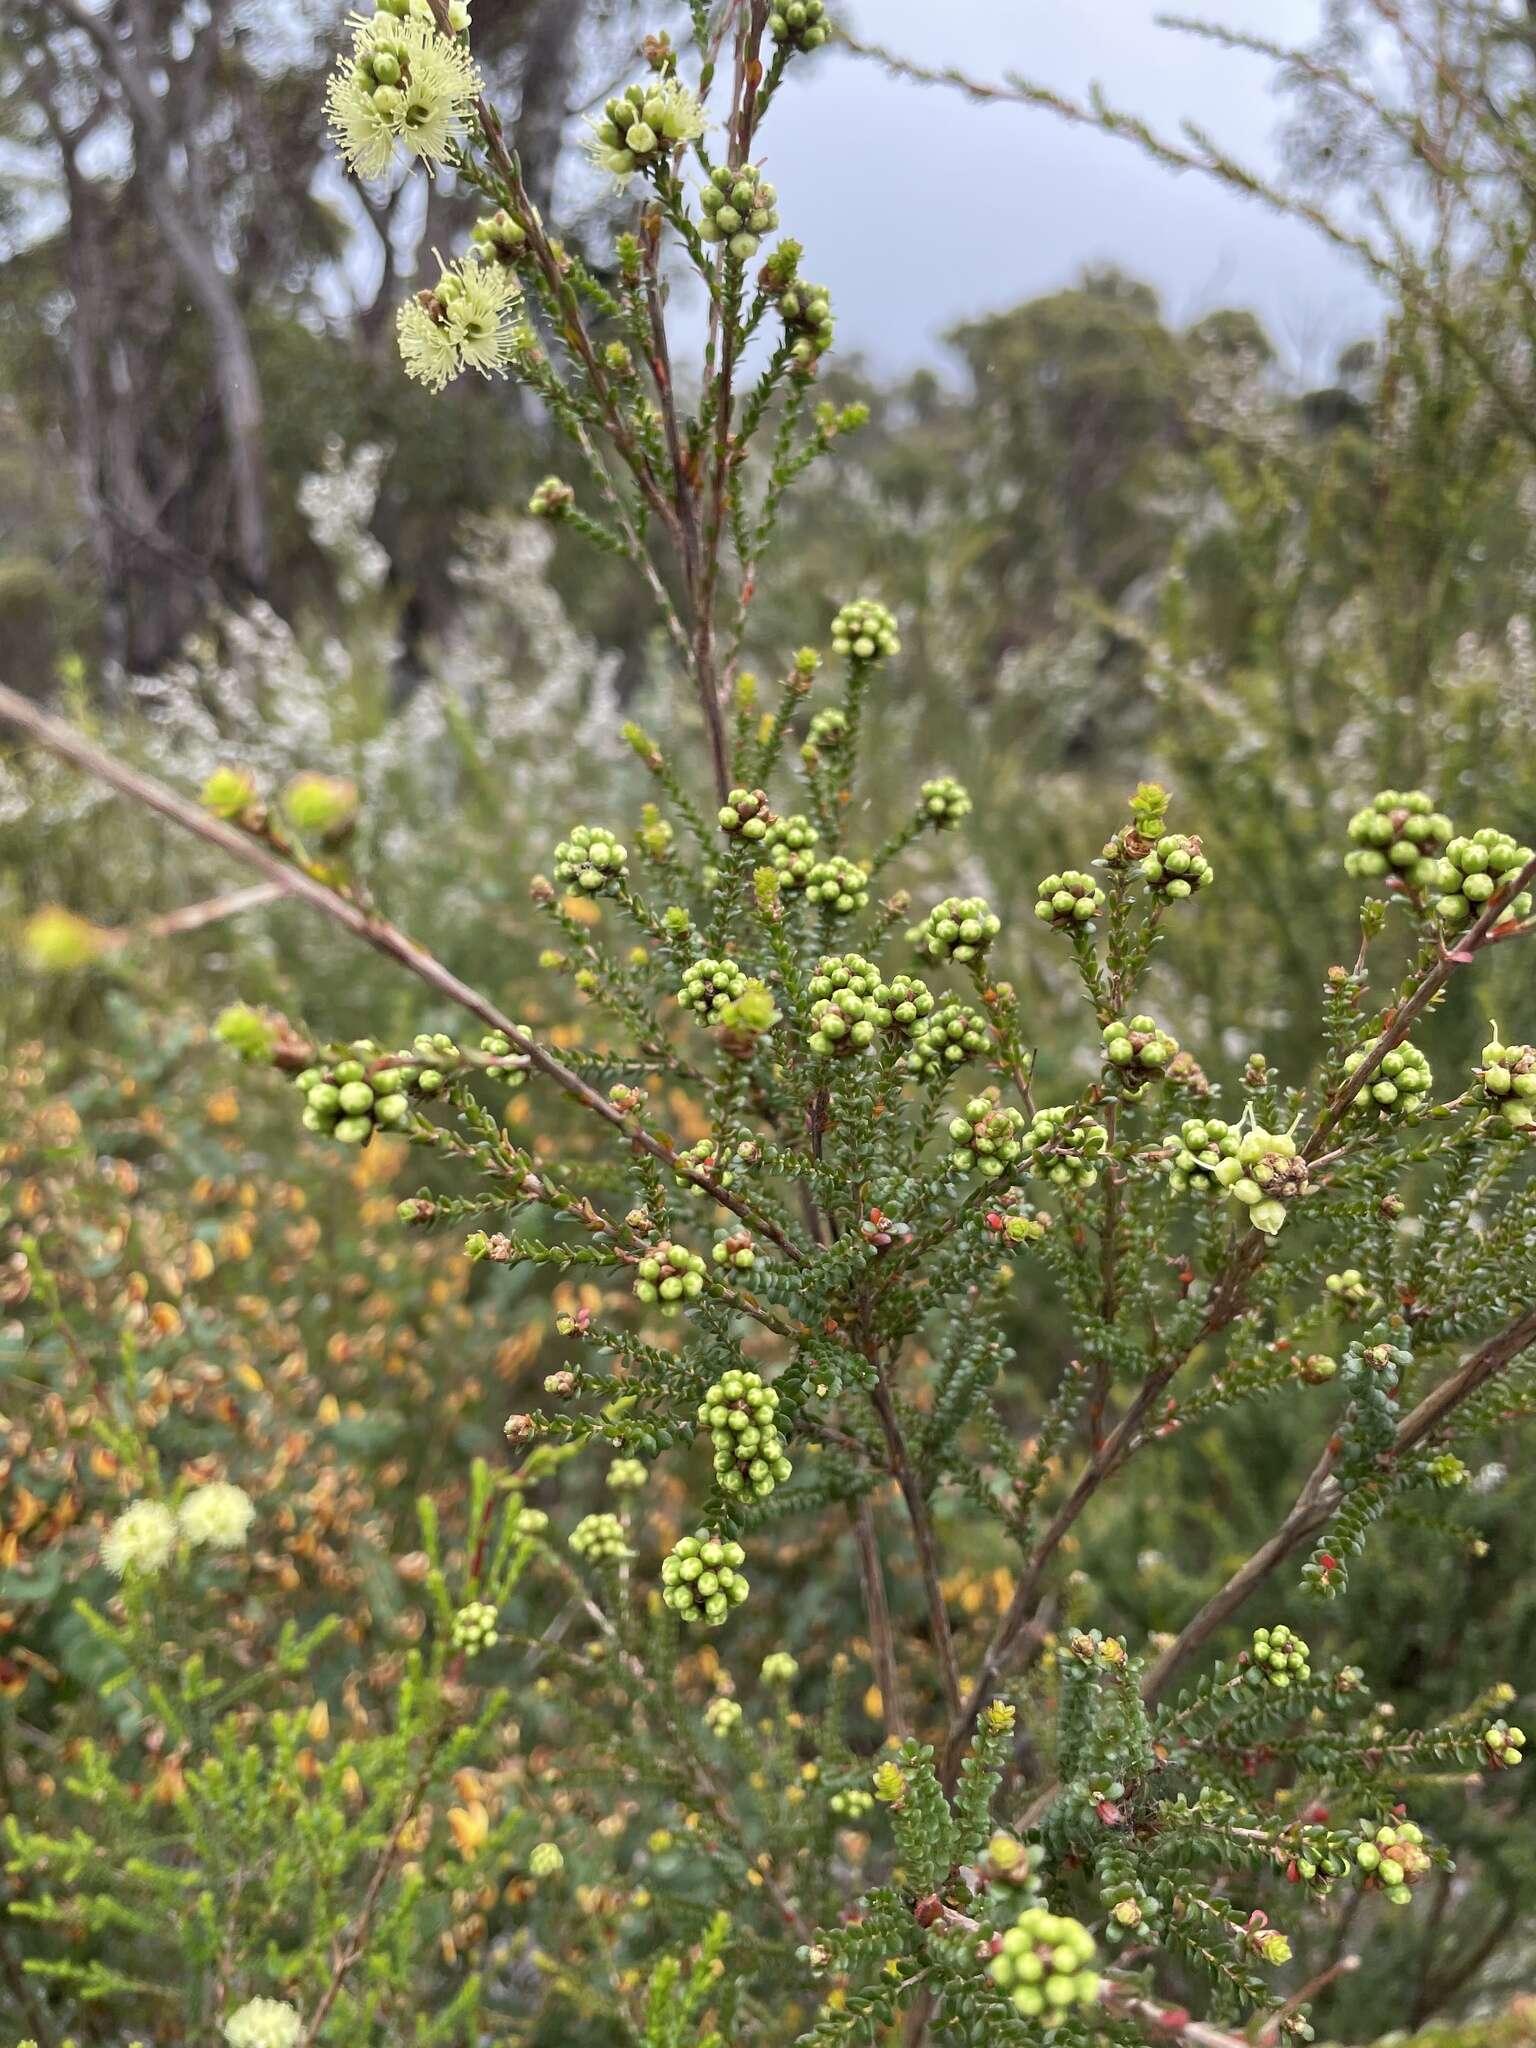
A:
[102,1501,178,1579]
[223,1996,304,2048]
[179,1481,257,1551]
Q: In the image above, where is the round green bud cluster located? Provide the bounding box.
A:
[678,955,750,1019]
[906,1000,989,1078]
[770,0,831,49]
[607,1457,648,1492]
[1247,1623,1310,1687]
[1478,1025,1536,1131]
[1165,1116,1240,1194]
[633,1239,708,1312]
[949,1094,1027,1179]
[1341,1037,1432,1118]
[761,1651,798,1684]
[1326,1267,1371,1305]
[987,1906,1099,2018]
[528,1841,564,1878]
[1299,1352,1338,1384]
[909,895,1001,966]
[451,1599,500,1656]
[778,274,835,367]
[805,855,869,916]
[591,80,703,174]
[569,1512,630,1563]
[553,824,628,894]
[675,1136,734,1194]
[1035,869,1105,929]
[1354,1820,1430,1905]
[704,1694,743,1735]
[1345,790,1453,887]
[1434,829,1534,928]
[1211,1126,1311,1238]
[1021,1105,1109,1189]
[830,1785,873,1817]
[470,208,527,262]
[528,476,575,520]
[1483,1719,1526,1769]
[1102,1015,1178,1093]
[718,787,777,839]
[807,954,894,1053]
[803,706,849,762]
[830,599,900,664]
[919,776,972,828]
[215,1002,277,1062]
[700,1370,791,1501]
[661,1530,749,1626]
[765,813,820,888]
[699,163,779,262]
[711,1229,757,1272]
[1141,832,1214,899]
[294,1043,422,1147]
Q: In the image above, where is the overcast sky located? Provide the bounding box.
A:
[746,1,1381,382]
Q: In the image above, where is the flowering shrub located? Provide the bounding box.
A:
[4,4,1536,2044]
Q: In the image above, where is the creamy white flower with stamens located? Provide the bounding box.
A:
[397,258,520,390]
[325,14,483,181]
[178,1480,256,1551]
[223,1996,304,2048]
[102,1500,178,1579]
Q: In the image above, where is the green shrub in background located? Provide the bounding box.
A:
[3,4,1536,2046]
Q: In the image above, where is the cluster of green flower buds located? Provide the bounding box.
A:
[1345,790,1453,889]
[987,1906,1099,2018]
[808,954,919,1053]
[802,706,849,764]
[830,598,900,664]
[295,1041,441,1146]
[633,1239,708,1312]
[1326,1268,1371,1306]
[529,476,575,520]
[569,1512,631,1563]
[470,208,527,264]
[1141,832,1214,900]
[909,895,1001,966]
[762,1651,798,1684]
[554,824,628,894]
[661,1530,749,1625]
[1434,829,1534,929]
[1477,1025,1536,1131]
[607,1457,647,1492]
[829,1785,874,1818]
[763,812,820,888]
[699,1370,792,1501]
[949,1093,1027,1179]
[675,1136,736,1194]
[699,163,779,261]
[451,1600,500,1656]
[1341,1037,1432,1118]
[919,777,972,828]
[704,1694,743,1736]
[528,1841,564,1878]
[589,77,706,178]
[678,955,750,1019]
[1483,1719,1526,1769]
[1246,1623,1310,1688]
[906,1000,990,1079]
[1021,1105,1109,1189]
[718,787,777,839]
[1102,1015,1179,1093]
[769,0,831,50]
[761,243,835,369]
[711,1229,757,1272]
[1354,1820,1430,1905]
[1208,1125,1311,1237]
[1035,870,1105,929]
[1164,1116,1240,1195]
[805,855,869,916]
